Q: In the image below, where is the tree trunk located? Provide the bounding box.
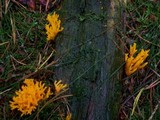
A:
[55,0,123,119]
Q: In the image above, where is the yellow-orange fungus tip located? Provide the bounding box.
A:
[125,43,150,76]
[66,112,72,120]
[45,12,64,41]
[10,79,52,116]
[54,80,68,95]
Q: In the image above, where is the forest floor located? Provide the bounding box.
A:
[118,0,160,120]
[0,0,160,120]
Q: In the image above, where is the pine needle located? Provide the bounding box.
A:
[131,88,144,116]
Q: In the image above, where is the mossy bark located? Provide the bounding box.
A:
[55,0,123,119]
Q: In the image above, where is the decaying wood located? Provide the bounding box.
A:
[55,0,122,119]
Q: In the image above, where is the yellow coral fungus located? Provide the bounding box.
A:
[10,79,52,116]
[45,12,64,41]
[125,43,150,76]
[66,112,72,120]
[54,80,67,95]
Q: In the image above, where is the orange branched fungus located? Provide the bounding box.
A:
[45,12,64,41]
[54,80,67,95]
[125,43,150,76]
[10,79,52,116]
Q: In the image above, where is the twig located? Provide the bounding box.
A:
[0,88,12,95]
[5,0,10,14]
[126,24,160,48]
[36,50,56,71]
[10,17,16,45]
[10,55,27,65]
[11,0,27,10]
[149,67,160,78]
[0,41,9,46]
[148,100,160,120]
[34,91,72,120]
